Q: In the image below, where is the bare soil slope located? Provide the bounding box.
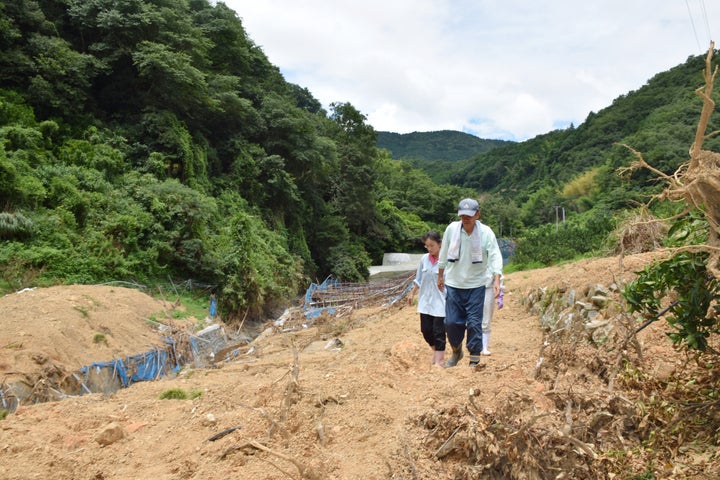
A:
[0,285,173,377]
[0,252,715,479]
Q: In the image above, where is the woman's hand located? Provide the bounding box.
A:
[407,286,417,305]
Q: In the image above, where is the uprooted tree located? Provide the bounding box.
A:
[620,42,720,352]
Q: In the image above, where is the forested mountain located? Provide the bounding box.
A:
[377,130,512,162]
[1,0,718,320]
[376,130,513,185]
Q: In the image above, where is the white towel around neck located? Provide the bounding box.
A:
[447,221,483,263]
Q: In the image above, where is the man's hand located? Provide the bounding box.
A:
[493,275,501,297]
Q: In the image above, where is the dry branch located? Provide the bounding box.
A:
[401,439,419,480]
[434,425,462,459]
[245,440,322,480]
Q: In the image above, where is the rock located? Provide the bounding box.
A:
[201,414,217,427]
[585,319,610,331]
[95,422,126,446]
[590,295,610,308]
[562,289,577,308]
[253,327,275,344]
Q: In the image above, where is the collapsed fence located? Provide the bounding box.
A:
[302,272,415,319]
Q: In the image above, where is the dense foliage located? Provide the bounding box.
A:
[0,0,472,319]
[623,208,720,352]
[624,250,720,350]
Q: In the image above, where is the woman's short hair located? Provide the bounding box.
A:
[422,230,441,243]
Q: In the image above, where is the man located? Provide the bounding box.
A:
[437,198,503,367]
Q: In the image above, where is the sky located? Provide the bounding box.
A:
[222,1,718,142]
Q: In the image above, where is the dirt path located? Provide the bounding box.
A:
[0,252,692,479]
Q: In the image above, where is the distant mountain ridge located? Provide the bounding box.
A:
[376,130,513,162]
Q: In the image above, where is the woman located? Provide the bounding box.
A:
[407,231,447,367]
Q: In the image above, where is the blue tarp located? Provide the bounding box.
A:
[78,338,181,389]
[209,295,217,319]
[303,275,339,318]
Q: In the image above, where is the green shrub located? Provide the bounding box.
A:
[512,211,614,266]
[158,388,202,400]
[623,250,719,351]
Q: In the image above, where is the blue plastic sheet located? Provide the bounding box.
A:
[209,295,217,318]
[303,275,340,318]
[78,339,180,389]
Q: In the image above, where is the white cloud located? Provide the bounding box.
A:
[223,0,719,141]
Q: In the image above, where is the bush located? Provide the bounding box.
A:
[624,251,720,351]
[512,211,614,266]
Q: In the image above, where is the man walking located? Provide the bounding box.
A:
[437,198,503,367]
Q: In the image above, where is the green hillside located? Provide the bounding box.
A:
[452,55,720,197]
[376,130,513,184]
[376,130,512,162]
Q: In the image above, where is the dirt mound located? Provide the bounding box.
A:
[0,252,717,479]
[0,285,173,371]
[0,285,189,406]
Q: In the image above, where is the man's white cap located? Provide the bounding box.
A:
[457,198,479,216]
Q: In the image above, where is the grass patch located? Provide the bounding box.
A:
[156,288,213,322]
[146,313,161,327]
[93,333,108,346]
[73,306,89,318]
[158,388,202,400]
[145,290,213,328]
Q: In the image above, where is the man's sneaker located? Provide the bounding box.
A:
[445,346,464,368]
[468,353,481,367]
[481,349,492,356]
